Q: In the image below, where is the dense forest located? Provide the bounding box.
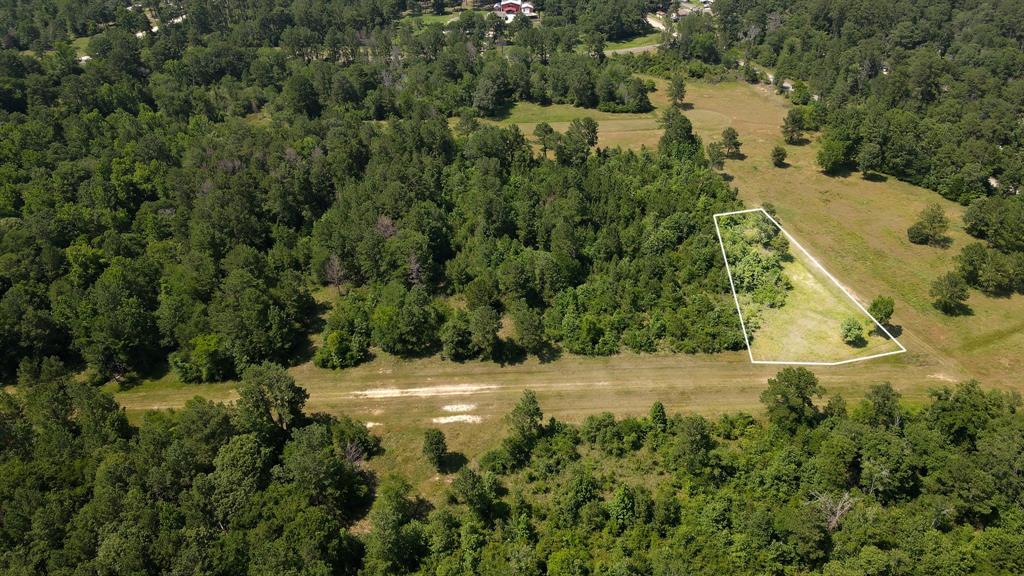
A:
[4,361,1024,574]
[0,0,746,386]
[2,0,1024,574]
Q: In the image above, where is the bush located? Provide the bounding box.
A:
[840,317,864,346]
[423,428,447,471]
[771,145,787,167]
[907,203,949,246]
[315,329,370,369]
[816,137,850,174]
[172,333,234,383]
[930,272,969,314]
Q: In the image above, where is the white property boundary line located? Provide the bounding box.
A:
[713,207,907,366]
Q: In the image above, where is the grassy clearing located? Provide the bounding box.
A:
[400,8,478,26]
[485,96,663,151]
[604,32,663,51]
[494,76,1022,385]
[681,81,1024,387]
[72,36,91,57]
[718,212,903,362]
[115,345,931,500]
[113,73,1023,497]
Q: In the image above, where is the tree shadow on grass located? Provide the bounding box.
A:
[862,172,888,183]
[536,344,562,364]
[487,100,516,121]
[494,341,527,366]
[876,323,903,338]
[440,452,468,474]
[823,166,855,179]
[846,336,869,349]
[935,302,973,317]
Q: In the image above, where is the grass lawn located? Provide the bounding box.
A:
[605,32,663,51]
[72,36,91,57]
[719,211,904,363]
[400,10,462,25]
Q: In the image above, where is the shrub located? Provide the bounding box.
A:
[771,145,787,167]
[840,317,864,346]
[907,203,949,246]
[423,429,447,471]
[930,272,969,314]
[868,296,895,326]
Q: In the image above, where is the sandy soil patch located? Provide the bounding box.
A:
[441,403,477,412]
[431,415,483,424]
[352,384,498,399]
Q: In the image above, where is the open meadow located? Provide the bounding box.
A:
[483,73,1022,387]
[115,69,1024,496]
[717,210,904,363]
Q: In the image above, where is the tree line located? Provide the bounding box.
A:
[3,360,1023,574]
[711,0,1023,201]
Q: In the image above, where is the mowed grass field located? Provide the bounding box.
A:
[724,213,901,360]
[719,211,904,363]
[114,69,1023,497]
[485,75,1022,385]
[750,253,903,362]
[116,350,919,498]
[680,81,1024,388]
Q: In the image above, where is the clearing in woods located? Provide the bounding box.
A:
[114,73,1024,498]
[714,208,905,365]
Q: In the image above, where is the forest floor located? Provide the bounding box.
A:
[114,73,1024,499]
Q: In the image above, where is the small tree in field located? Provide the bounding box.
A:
[841,317,864,346]
[782,109,803,144]
[423,428,447,471]
[930,272,969,314]
[907,203,949,246]
[668,74,686,108]
[721,127,741,157]
[706,141,725,170]
[649,401,667,432]
[868,296,895,328]
[771,145,787,167]
[533,122,556,156]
